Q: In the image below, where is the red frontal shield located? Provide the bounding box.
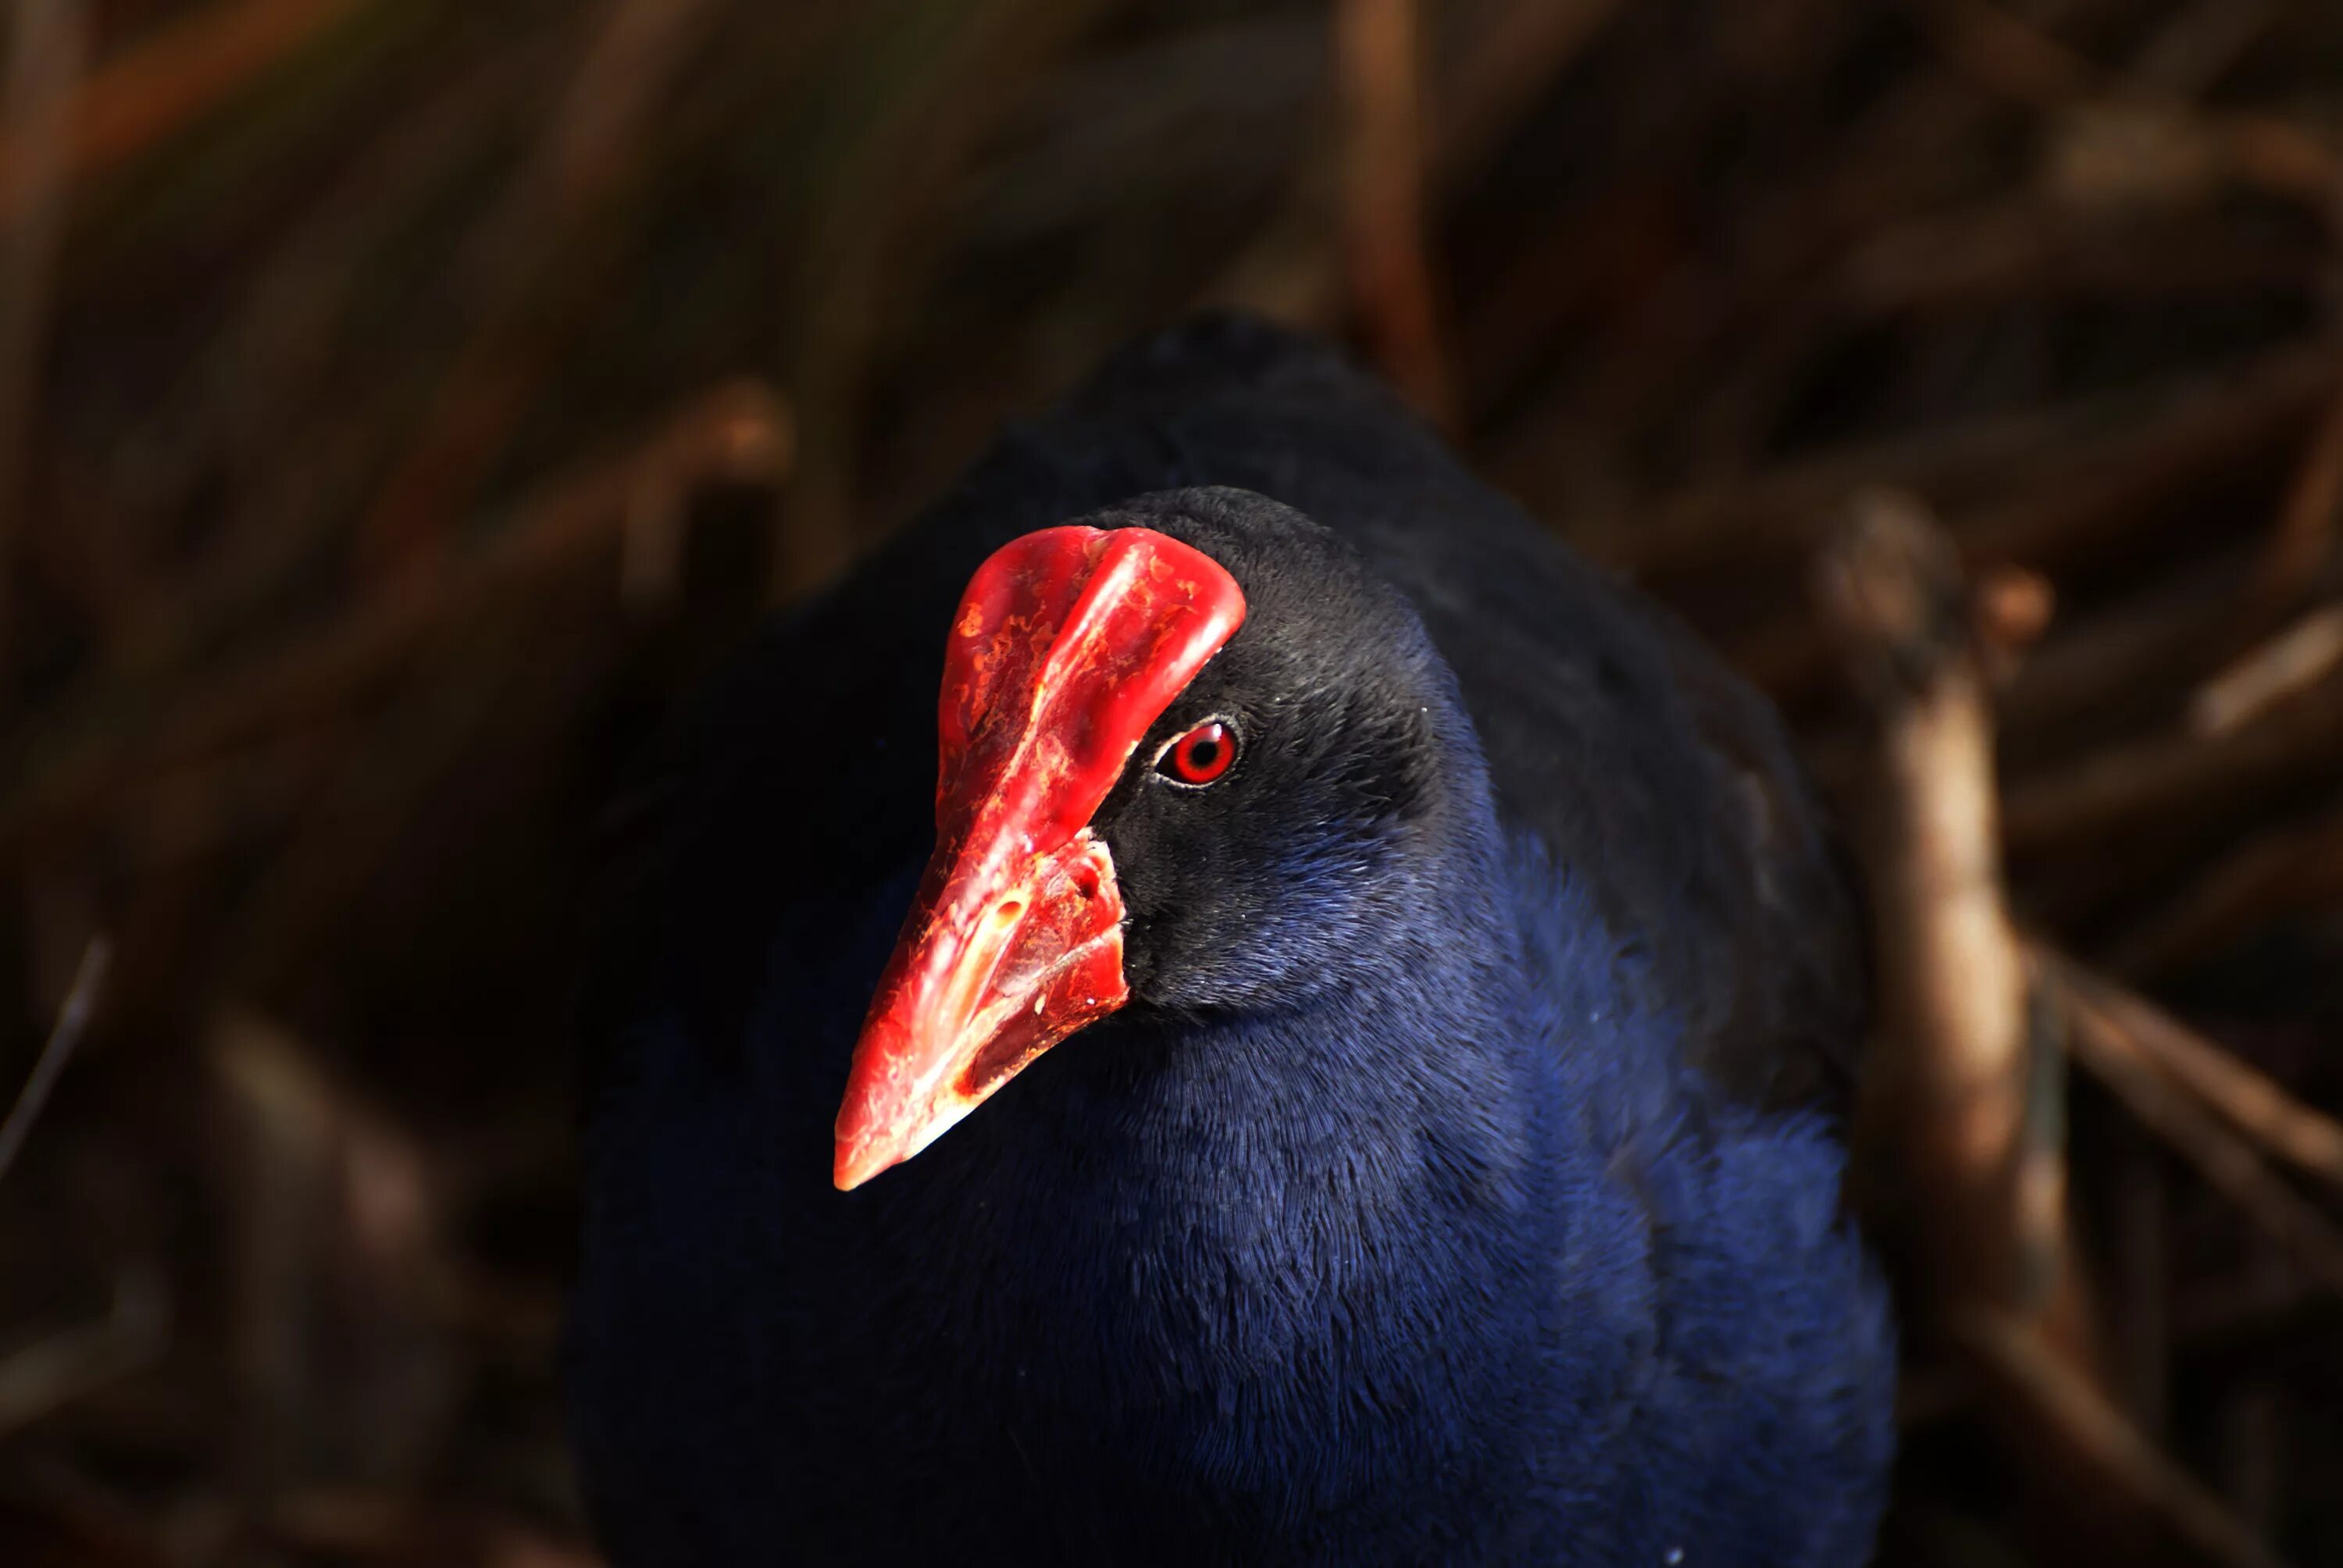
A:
[832,526,1245,1189]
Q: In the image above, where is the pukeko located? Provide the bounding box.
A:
[568,315,1895,1566]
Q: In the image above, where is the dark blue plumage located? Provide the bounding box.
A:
[568,316,1895,1565]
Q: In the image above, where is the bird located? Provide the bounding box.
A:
[565,313,1896,1566]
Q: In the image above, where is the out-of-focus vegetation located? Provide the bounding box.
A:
[4,1,2343,1563]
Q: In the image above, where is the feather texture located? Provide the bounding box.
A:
[568,315,1894,1566]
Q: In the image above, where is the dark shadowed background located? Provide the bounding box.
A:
[3,0,2341,1563]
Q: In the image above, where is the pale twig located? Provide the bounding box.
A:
[0,934,110,1185]
[2055,972,2343,1303]
[2044,951,2343,1195]
[2191,605,2343,737]
[1816,492,2093,1336]
[1954,1306,2291,1568]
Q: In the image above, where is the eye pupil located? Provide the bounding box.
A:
[1164,720,1236,785]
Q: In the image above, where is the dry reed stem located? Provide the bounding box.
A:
[1434,0,1624,184]
[2045,952,2343,1195]
[2101,800,2343,979]
[0,934,110,1185]
[0,1263,169,1441]
[1607,344,2337,576]
[2056,975,2343,1303]
[0,0,85,672]
[2191,606,2343,737]
[2127,0,2283,97]
[1954,1306,2291,1568]
[1817,491,2095,1340]
[360,0,723,577]
[0,0,369,226]
[0,382,788,854]
[2002,667,2343,855]
[2248,383,2343,615]
[1336,0,1457,428]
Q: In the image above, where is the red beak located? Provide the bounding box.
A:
[832,526,1246,1189]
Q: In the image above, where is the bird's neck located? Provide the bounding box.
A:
[868,846,1639,1542]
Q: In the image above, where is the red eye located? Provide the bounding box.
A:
[1161,720,1236,785]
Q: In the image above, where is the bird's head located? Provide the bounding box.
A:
[833,487,1496,1190]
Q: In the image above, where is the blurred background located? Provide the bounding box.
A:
[2,0,2341,1563]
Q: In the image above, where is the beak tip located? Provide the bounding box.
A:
[832,1135,891,1192]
